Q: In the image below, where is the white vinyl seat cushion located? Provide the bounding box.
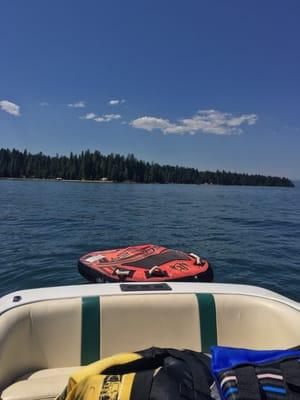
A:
[1,367,79,400]
[2,292,300,400]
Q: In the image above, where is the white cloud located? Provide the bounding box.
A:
[40,102,49,106]
[109,99,119,105]
[95,113,121,122]
[131,117,173,132]
[80,112,121,122]
[131,109,258,135]
[81,112,97,120]
[68,100,86,108]
[0,100,21,117]
[108,99,126,105]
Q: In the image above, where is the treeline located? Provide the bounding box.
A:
[0,148,294,187]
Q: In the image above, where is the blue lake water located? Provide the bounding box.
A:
[0,180,299,300]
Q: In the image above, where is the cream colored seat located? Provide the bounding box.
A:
[1,367,79,400]
[1,291,300,400]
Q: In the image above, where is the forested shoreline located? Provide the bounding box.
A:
[0,148,294,187]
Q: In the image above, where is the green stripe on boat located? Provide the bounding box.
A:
[81,296,100,365]
[196,293,217,353]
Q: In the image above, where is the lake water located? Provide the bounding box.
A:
[0,180,299,300]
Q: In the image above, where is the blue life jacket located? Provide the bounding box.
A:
[211,346,300,400]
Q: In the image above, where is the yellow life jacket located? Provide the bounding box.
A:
[57,347,213,400]
[58,352,141,400]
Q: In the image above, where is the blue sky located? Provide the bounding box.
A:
[0,0,299,179]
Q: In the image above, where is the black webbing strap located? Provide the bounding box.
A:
[131,369,155,400]
[235,366,260,400]
[166,349,212,399]
[281,359,300,398]
[137,347,212,399]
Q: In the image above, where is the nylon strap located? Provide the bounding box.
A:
[281,359,300,399]
[131,370,155,400]
[195,293,217,353]
[166,349,212,398]
[235,366,260,400]
[137,347,213,398]
[81,296,100,365]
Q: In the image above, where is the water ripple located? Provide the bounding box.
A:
[0,180,299,300]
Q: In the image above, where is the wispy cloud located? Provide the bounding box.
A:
[40,102,49,107]
[68,100,86,108]
[0,100,21,117]
[131,109,257,135]
[108,99,126,105]
[80,112,121,122]
[95,114,121,122]
[81,112,97,120]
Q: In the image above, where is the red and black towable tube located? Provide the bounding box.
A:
[78,244,213,283]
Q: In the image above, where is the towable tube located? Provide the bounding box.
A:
[78,244,213,283]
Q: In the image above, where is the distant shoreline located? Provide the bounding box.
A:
[0,177,115,184]
[0,176,296,188]
[0,148,294,187]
